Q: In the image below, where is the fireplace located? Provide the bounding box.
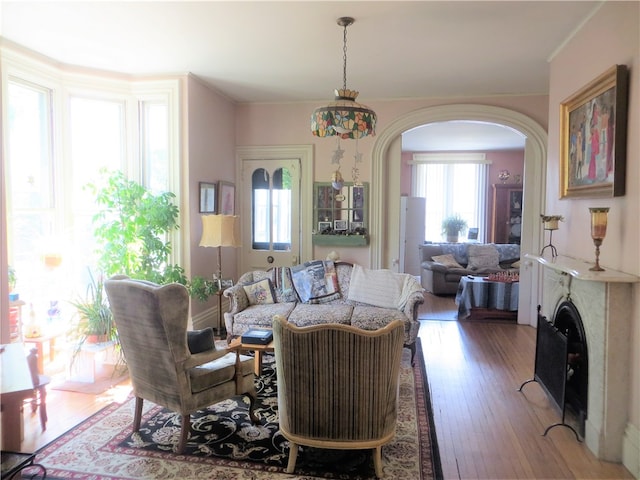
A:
[521,302,588,440]
[527,254,638,462]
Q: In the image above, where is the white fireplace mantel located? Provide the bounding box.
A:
[525,253,638,463]
[525,254,640,284]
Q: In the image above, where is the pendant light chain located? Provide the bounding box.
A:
[342,22,348,92]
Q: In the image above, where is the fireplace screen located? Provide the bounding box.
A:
[518,303,588,441]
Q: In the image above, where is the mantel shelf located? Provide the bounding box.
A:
[525,253,640,283]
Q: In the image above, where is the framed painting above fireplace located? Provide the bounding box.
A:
[560,64,628,199]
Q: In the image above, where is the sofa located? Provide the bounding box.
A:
[419,243,520,295]
[223,261,424,359]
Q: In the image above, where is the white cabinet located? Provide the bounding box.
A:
[399,197,426,275]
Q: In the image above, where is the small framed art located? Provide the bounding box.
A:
[334,219,348,231]
[218,181,235,215]
[199,182,217,213]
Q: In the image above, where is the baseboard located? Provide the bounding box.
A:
[623,422,640,479]
[191,305,218,331]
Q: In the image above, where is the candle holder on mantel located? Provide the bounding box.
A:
[540,215,563,258]
[589,207,609,271]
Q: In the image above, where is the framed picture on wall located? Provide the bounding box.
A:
[199,182,217,213]
[560,64,628,198]
[218,181,235,215]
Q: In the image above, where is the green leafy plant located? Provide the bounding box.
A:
[87,170,217,298]
[8,265,17,292]
[442,214,468,237]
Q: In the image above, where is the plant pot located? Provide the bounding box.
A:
[446,234,459,243]
[87,334,109,344]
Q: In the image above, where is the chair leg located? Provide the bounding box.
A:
[177,414,190,454]
[247,388,259,424]
[38,386,48,431]
[373,446,383,478]
[286,441,299,473]
[133,397,144,432]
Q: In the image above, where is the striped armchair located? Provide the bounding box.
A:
[272,314,405,478]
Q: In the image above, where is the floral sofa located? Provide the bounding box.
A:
[223,261,425,360]
[419,243,521,295]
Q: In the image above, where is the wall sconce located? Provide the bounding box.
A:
[588,207,609,271]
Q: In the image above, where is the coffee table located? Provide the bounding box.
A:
[229,337,275,376]
[455,275,519,321]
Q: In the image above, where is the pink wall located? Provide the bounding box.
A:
[547,2,640,435]
[186,76,237,317]
[236,96,546,264]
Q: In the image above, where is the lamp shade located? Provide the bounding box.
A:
[199,215,241,248]
[311,89,377,139]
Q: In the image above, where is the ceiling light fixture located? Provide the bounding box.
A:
[311,17,377,140]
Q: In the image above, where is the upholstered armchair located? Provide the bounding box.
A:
[105,275,257,454]
[272,314,405,478]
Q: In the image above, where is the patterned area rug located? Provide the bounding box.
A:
[28,341,441,479]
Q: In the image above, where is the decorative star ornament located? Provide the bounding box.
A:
[332,145,345,164]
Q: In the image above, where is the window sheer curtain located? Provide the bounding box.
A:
[411,153,489,242]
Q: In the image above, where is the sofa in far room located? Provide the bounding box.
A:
[419,243,520,295]
[223,261,425,360]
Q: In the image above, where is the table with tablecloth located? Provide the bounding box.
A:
[455,275,519,320]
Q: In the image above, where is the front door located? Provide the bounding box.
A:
[241,158,300,271]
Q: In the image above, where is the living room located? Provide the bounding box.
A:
[1,2,639,479]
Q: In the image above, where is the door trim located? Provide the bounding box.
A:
[236,145,313,271]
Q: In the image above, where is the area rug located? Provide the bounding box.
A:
[27,341,441,479]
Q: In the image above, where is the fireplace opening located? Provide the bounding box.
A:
[518,302,589,440]
[553,300,588,437]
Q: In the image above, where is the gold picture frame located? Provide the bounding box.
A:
[560,64,628,198]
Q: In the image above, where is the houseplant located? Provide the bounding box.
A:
[442,214,468,243]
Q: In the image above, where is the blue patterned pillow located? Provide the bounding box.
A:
[442,244,468,265]
[497,244,521,262]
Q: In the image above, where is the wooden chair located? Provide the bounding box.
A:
[105,275,258,453]
[26,348,51,431]
[272,315,405,478]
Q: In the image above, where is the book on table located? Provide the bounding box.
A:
[241,329,273,345]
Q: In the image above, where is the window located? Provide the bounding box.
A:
[4,55,178,326]
[412,153,489,242]
[252,168,292,251]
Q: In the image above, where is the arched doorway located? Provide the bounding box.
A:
[370,104,548,326]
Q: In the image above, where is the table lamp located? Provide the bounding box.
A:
[199,215,241,333]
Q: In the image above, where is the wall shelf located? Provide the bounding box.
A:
[312,234,369,247]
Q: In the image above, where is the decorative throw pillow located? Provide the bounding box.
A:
[243,278,276,305]
[187,327,215,354]
[431,253,463,268]
[511,259,521,269]
[467,244,500,270]
[290,260,341,304]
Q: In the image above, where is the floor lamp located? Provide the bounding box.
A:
[199,214,241,335]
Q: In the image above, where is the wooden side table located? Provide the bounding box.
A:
[228,337,275,376]
[0,344,35,451]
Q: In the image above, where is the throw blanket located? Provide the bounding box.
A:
[348,265,423,310]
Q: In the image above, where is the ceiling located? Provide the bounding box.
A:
[1,1,601,150]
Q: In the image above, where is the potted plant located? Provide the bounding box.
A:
[442,214,468,243]
[69,270,117,354]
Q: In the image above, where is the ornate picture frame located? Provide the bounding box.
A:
[199,182,217,213]
[560,64,628,198]
[218,181,235,215]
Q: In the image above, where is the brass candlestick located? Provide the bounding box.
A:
[589,207,609,271]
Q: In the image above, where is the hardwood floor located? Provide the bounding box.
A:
[18,294,633,479]
[418,293,633,479]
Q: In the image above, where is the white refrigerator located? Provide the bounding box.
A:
[399,196,426,276]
